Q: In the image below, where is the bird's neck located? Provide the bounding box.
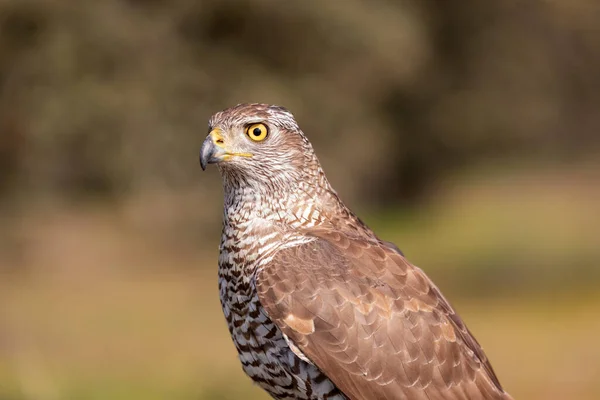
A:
[217,169,375,296]
[220,170,373,247]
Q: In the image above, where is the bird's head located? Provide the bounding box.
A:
[200,104,321,190]
[201,104,368,233]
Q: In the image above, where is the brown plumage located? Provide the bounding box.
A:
[200,103,512,400]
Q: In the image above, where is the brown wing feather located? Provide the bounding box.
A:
[256,229,512,400]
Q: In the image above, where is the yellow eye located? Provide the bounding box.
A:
[245,123,268,142]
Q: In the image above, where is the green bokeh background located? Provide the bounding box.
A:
[1,1,599,399]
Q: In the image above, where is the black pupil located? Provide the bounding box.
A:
[252,127,262,136]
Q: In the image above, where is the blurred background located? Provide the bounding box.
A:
[0,0,599,399]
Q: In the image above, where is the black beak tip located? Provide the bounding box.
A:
[199,137,213,171]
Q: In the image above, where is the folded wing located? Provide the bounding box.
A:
[256,229,512,400]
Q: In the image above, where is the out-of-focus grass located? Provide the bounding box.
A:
[0,165,599,399]
[2,274,599,400]
[0,269,264,400]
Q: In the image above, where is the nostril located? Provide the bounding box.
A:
[216,138,224,145]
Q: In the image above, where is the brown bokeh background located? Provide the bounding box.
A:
[1,1,599,399]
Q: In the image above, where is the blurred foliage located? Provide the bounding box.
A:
[0,0,599,206]
[1,1,600,399]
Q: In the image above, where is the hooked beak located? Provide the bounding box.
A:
[199,129,225,171]
[199,129,253,171]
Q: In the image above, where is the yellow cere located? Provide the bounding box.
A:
[210,128,226,147]
[245,123,268,142]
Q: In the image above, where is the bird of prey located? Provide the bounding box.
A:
[199,103,512,400]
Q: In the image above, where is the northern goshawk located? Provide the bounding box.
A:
[199,103,512,400]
